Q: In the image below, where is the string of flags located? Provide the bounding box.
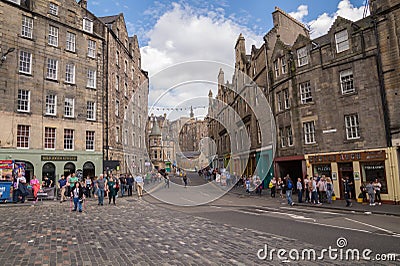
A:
[148,105,207,111]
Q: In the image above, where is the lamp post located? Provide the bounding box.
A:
[0,47,15,67]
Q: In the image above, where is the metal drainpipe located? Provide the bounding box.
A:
[373,17,392,147]
[104,28,110,161]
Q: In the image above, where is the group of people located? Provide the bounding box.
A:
[56,172,147,212]
[268,174,383,207]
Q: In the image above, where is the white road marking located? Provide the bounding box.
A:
[256,209,316,222]
[234,210,261,216]
[180,197,196,203]
[279,206,344,216]
[345,217,395,234]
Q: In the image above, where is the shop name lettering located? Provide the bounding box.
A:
[41,156,77,161]
[309,151,385,163]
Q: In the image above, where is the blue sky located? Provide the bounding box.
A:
[87,0,369,116]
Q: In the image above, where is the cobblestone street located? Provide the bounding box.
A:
[0,197,332,266]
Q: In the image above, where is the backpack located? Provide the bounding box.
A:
[287,180,293,190]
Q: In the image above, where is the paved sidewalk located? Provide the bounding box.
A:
[229,187,400,216]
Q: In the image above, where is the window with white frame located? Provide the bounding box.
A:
[49,2,58,15]
[64,129,74,150]
[46,58,58,80]
[281,57,287,74]
[17,125,30,149]
[48,25,59,46]
[283,89,290,109]
[138,115,141,128]
[124,129,128,145]
[274,60,279,77]
[280,128,286,147]
[86,101,96,120]
[115,126,120,143]
[83,18,93,33]
[87,69,96,88]
[124,82,127,97]
[66,32,76,52]
[256,121,261,144]
[132,133,135,147]
[277,92,283,112]
[297,46,308,67]
[44,127,56,150]
[131,67,135,80]
[345,114,360,139]
[64,98,74,118]
[115,75,119,91]
[45,94,57,115]
[340,69,355,94]
[116,51,119,66]
[124,106,127,120]
[87,39,96,58]
[19,51,32,74]
[303,121,316,144]
[132,111,135,126]
[65,63,75,83]
[17,89,30,112]
[286,126,293,146]
[21,16,33,38]
[300,81,312,104]
[335,29,349,53]
[86,131,95,151]
[115,100,119,116]
[124,60,128,73]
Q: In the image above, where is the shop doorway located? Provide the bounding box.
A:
[42,162,56,186]
[338,163,356,199]
[64,162,76,177]
[83,161,95,179]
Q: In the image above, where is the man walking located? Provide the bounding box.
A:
[126,174,133,196]
[285,175,294,206]
[343,176,352,207]
[58,174,67,203]
[96,174,106,205]
[135,174,144,198]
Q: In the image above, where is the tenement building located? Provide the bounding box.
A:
[99,14,149,174]
[208,4,400,203]
[0,0,105,183]
[0,0,149,183]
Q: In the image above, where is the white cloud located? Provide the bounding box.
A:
[141,3,263,111]
[288,5,308,21]
[303,0,368,38]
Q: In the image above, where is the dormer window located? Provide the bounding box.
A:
[83,18,93,33]
[297,46,308,67]
[335,29,349,53]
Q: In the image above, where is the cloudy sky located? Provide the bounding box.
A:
[88,0,369,117]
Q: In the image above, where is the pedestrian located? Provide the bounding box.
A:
[245,177,251,194]
[296,177,303,203]
[326,178,334,204]
[304,175,310,203]
[84,175,92,198]
[96,174,106,206]
[285,175,294,206]
[70,181,84,212]
[277,177,283,198]
[163,173,170,188]
[360,183,367,203]
[119,175,126,197]
[373,178,382,205]
[343,176,352,207]
[135,174,144,198]
[366,181,375,206]
[269,177,276,197]
[317,176,327,203]
[30,175,40,203]
[311,177,319,204]
[58,174,67,203]
[182,172,188,188]
[127,174,133,196]
[107,176,117,205]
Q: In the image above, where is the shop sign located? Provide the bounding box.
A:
[309,150,386,164]
[41,155,77,161]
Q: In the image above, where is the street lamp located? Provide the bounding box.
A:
[0,47,15,67]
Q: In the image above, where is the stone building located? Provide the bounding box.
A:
[0,0,105,183]
[208,5,400,202]
[179,107,208,153]
[99,14,149,174]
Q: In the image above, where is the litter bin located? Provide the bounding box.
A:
[0,181,13,202]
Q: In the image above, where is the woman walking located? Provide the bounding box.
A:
[107,176,117,205]
[373,179,382,205]
[326,178,334,204]
[70,182,84,212]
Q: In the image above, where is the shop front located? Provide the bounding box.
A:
[0,149,103,186]
[274,155,306,182]
[307,148,400,203]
